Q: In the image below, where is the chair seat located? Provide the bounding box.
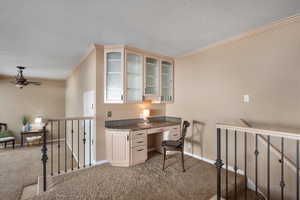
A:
[0,137,15,142]
[162,140,182,148]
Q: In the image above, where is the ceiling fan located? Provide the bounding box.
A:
[11,66,42,89]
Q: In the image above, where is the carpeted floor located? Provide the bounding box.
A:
[29,152,245,200]
[0,142,74,200]
[1,145,260,200]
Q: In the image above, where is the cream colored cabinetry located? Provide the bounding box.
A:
[160,59,174,103]
[104,48,124,103]
[125,50,144,103]
[104,45,174,104]
[144,56,160,101]
[106,125,180,167]
[130,130,147,165]
[106,130,130,167]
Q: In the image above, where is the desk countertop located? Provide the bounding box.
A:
[105,116,181,131]
[105,121,180,131]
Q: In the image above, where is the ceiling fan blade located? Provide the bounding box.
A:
[27,81,42,86]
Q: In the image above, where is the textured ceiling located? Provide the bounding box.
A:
[0,0,300,79]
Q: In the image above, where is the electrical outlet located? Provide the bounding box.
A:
[107,111,112,118]
[243,95,250,103]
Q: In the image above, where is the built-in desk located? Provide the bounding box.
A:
[105,117,181,167]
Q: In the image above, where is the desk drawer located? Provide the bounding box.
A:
[131,137,146,147]
[148,127,167,134]
[131,146,147,165]
[132,130,146,139]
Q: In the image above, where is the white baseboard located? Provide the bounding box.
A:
[94,160,109,166]
[184,151,265,198]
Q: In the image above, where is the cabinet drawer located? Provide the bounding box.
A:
[131,137,146,147]
[148,127,167,134]
[131,146,147,165]
[132,130,146,139]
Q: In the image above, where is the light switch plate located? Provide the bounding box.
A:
[243,95,250,103]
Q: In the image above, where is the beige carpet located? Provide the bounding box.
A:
[0,142,75,200]
[0,145,261,200]
[30,153,248,200]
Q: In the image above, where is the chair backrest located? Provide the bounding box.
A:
[0,123,8,132]
[180,120,190,140]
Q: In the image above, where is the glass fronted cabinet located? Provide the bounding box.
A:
[144,56,160,100]
[104,49,124,103]
[125,50,143,103]
[160,60,174,103]
[104,45,174,104]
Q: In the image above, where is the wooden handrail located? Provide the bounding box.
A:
[216,121,300,140]
[44,116,95,121]
[42,116,95,127]
[239,119,299,175]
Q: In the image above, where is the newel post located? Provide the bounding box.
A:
[41,125,48,191]
[215,128,224,200]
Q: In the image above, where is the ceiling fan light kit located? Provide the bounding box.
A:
[11,66,42,89]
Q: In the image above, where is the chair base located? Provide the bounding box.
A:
[162,147,185,172]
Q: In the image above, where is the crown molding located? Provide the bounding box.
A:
[178,14,300,58]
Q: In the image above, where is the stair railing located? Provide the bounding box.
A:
[41,116,95,191]
[215,121,300,200]
[240,119,300,175]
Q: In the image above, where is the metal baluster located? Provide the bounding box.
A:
[267,136,270,200]
[89,119,92,166]
[41,125,48,191]
[280,137,285,200]
[71,120,74,171]
[226,129,228,198]
[78,120,80,169]
[215,128,224,200]
[234,130,237,200]
[51,121,53,176]
[297,140,299,200]
[255,134,259,197]
[244,132,248,200]
[58,121,60,174]
[65,120,67,173]
[83,120,86,168]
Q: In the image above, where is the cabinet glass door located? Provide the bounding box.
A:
[145,57,159,96]
[161,61,173,102]
[106,51,123,103]
[125,52,143,102]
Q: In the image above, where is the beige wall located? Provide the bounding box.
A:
[167,18,300,199]
[65,49,97,164]
[65,45,165,162]
[0,76,65,143]
[65,50,97,117]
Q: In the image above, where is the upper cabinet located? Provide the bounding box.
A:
[104,46,174,104]
[104,48,124,103]
[144,56,160,101]
[125,50,143,103]
[160,60,174,103]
